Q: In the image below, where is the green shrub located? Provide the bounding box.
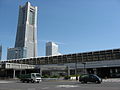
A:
[42,75,50,78]
[64,76,70,80]
[69,75,80,77]
[50,75,60,78]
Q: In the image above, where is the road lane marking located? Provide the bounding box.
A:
[41,87,49,89]
[57,85,79,88]
[0,81,14,83]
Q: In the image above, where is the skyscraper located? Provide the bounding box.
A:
[7,2,37,59]
[46,42,61,56]
[0,45,2,60]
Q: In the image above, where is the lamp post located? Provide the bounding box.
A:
[75,58,78,80]
[82,62,86,74]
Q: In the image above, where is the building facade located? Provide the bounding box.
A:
[7,47,27,60]
[7,2,37,59]
[0,45,2,60]
[46,42,60,56]
[4,48,120,78]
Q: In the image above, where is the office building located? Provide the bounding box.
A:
[46,42,60,56]
[7,47,27,60]
[0,45,2,60]
[7,2,38,59]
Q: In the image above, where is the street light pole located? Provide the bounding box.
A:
[81,54,86,74]
[82,62,86,74]
[75,58,78,81]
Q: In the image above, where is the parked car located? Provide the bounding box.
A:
[79,74,102,84]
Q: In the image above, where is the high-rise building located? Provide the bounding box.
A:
[0,45,2,60]
[7,2,37,60]
[46,42,60,56]
[7,47,27,60]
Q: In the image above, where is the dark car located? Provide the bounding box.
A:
[79,74,102,84]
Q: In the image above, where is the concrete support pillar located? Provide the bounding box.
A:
[20,70,22,75]
[40,68,42,76]
[93,68,97,74]
[110,69,112,73]
[13,69,16,78]
[67,66,70,76]
[24,70,26,75]
[115,68,118,73]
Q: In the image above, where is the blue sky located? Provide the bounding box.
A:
[1,0,120,60]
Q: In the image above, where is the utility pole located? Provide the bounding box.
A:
[82,62,86,74]
[75,57,78,81]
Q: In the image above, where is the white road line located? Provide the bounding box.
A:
[0,81,14,83]
[103,79,120,82]
[57,85,79,88]
[41,87,49,89]
[28,88,36,90]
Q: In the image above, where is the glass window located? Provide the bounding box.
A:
[36,74,41,77]
[22,8,25,24]
[29,10,35,25]
[32,74,35,77]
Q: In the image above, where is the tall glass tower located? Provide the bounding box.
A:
[7,2,37,60]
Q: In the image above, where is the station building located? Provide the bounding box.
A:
[1,48,120,78]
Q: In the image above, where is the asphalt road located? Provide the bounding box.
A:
[0,80,120,90]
